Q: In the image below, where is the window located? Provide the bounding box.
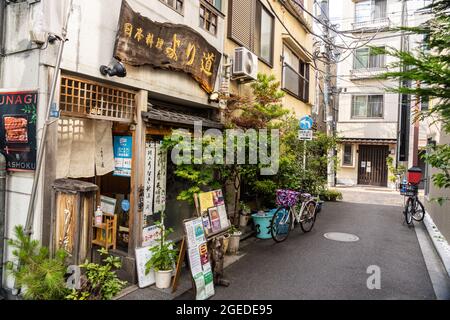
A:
[354,47,385,69]
[421,96,429,111]
[282,45,310,102]
[229,0,274,65]
[200,3,218,35]
[351,95,384,118]
[159,0,184,13]
[343,144,353,166]
[355,0,386,23]
[205,0,222,11]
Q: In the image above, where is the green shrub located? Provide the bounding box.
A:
[319,189,343,202]
[6,225,69,300]
[66,248,127,300]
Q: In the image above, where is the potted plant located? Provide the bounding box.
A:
[145,213,178,289]
[239,201,252,227]
[227,225,242,255]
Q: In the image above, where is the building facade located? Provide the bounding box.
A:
[334,0,425,187]
[0,0,314,291]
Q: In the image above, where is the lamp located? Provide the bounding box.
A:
[209,92,220,103]
[100,61,127,78]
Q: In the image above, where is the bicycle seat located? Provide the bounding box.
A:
[301,193,311,198]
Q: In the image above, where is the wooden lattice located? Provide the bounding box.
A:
[60,75,136,122]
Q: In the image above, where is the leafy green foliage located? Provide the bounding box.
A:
[66,248,127,300]
[145,214,179,273]
[387,156,406,183]
[375,0,450,201]
[6,225,69,300]
[319,189,343,202]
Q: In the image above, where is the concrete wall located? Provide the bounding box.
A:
[424,121,450,244]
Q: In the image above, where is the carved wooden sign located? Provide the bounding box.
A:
[114,0,222,94]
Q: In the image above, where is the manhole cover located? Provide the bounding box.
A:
[324,232,360,242]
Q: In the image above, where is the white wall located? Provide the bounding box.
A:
[50,0,226,106]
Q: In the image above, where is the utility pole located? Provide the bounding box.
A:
[320,0,335,187]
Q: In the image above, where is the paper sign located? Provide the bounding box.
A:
[217,205,230,229]
[209,207,222,233]
[100,195,117,215]
[199,192,214,214]
[113,136,132,177]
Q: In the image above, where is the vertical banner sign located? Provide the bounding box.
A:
[153,142,167,214]
[114,0,222,94]
[0,90,38,171]
[143,141,156,222]
[184,218,215,300]
[113,136,132,177]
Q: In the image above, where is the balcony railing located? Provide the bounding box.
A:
[352,17,391,31]
[350,67,388,80]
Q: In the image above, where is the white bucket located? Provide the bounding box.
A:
[155,270,173,289]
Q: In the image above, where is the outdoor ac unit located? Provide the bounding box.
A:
[233,47,258,81]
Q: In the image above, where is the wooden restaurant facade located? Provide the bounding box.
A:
[1,0,226,287]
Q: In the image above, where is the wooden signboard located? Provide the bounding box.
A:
[114,0,222,94]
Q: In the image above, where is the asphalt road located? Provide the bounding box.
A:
[178,188,436,300]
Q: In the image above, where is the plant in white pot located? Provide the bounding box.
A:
[145,213,178,289]
[239,202,251,227]
[227,225,242,255]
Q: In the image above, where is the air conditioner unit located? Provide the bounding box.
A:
[233,47,258,81]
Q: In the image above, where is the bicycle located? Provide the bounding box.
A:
[270,189,318,243]
[400,181,425,225]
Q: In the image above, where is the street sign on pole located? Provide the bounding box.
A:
[299,116,314,130]
[298,130,313,141]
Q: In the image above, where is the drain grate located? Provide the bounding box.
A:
[324,232,360,242]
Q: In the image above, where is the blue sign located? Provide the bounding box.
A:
[113,136,132,177]
[121,199,130,212]
[299,116,314,130]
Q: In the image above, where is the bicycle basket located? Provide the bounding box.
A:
[276,189,300,207]
[405,185,418,197]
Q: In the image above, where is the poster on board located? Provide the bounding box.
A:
[0,90,38,172]
[184,218,215,300]
[113,136,132,177]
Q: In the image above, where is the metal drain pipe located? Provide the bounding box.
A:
[0,153,7,296]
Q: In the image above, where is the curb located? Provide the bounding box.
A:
[423,213,450,278]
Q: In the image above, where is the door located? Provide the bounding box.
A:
[358,145,389,187]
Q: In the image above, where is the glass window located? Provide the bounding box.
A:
[160,0,183,13]
[352,95,384,118]
[354,47,385,69]
[200,4,218,35]
[282,44,310,102]
[355,0,371,23]
[258,3,274,63]
[355,0,386,23]
[343,145,353,166]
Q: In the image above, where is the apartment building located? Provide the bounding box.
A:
[335,0,424,187]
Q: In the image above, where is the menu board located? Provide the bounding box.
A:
[197,190,230,236]
[0,90,38,171]
[184,218,215,300]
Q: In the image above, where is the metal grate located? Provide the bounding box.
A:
[59,75,136,122]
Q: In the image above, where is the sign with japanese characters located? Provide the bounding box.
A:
[113,136,132,177]
[0,90,37,172]
[114,1,222,94]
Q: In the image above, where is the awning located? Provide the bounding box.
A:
[142,104,223,129]
[339,138,397,145]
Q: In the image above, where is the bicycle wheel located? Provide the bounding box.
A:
[404,198,413,225]
[300,200,317,233]
[412,198,425,222]
[270,207,292,243]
